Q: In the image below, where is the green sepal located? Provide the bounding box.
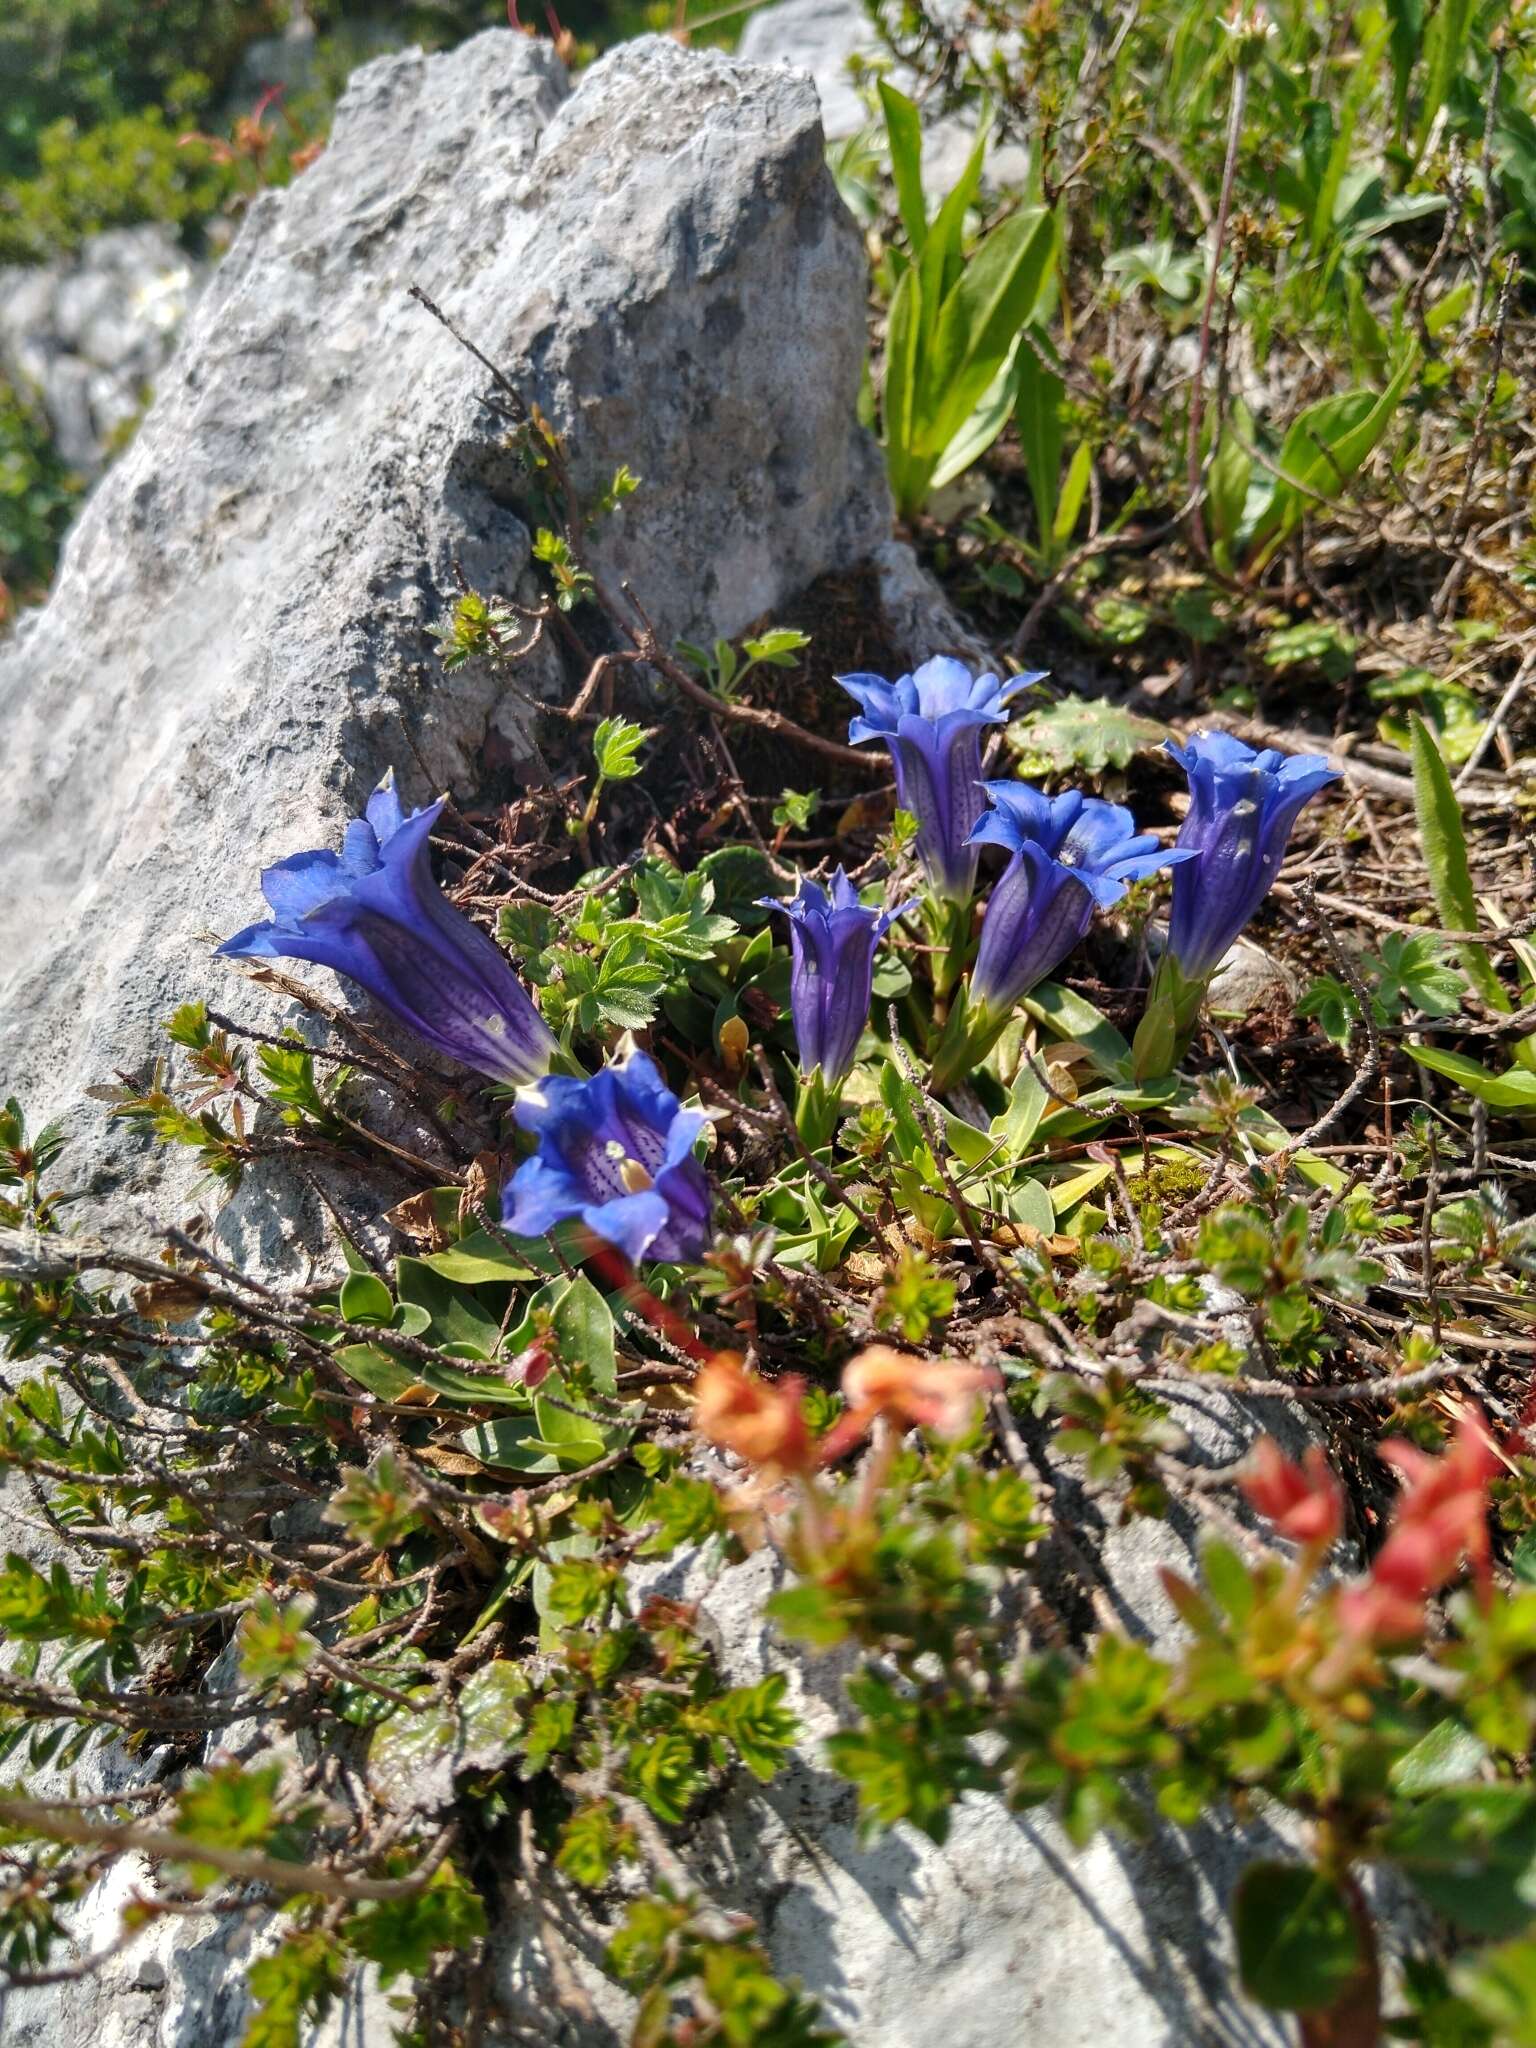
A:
[1131,953,1210,1082]
[794,1067,841,1151]
[928,983,1011,1096]
[924,893,976,1002]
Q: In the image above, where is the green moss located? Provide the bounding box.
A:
[1125,1156,1210,1227]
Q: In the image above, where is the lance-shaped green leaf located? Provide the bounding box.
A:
[1246,349,1417,568]
[1408,712,1510,1016]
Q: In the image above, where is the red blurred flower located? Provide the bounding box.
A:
[692,1354,816,1478]
[1241,1438,1344,1549]
[1373,1406,1500,1603]
[1335,1577,1427,1645]
[1340,1405,1501,1645]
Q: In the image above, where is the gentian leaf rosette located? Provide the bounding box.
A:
[503,1050,712,1266]
[219,773,556,1086]
[1132,732,1340,1080]
[837,658,1046,902]
[930,782,1190,1091]
[759,869,918,1086]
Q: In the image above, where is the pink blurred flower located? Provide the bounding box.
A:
[819,1346,1000,1462]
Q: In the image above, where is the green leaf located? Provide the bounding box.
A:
[1008,1178,1058,1238]
[1404,1046,1536,1111]
[334,1342,418,1402]
[344,1862,486,1983]
[1456,1930,1536,2044]
[551,1274,617,1395]
[1390,1721,1490,1796]
[422,1231,542,1284]
[1023,981,1133,1080]
[1414,0,1473,159]
[1375,932,1466,1020]
[1383,1785,1536,1935]
[1053,441,1092,552]
[928,208,1055,459]
[1207,402,1253,568]
[1263,619,1356,681]
[1103,236,1202,300]
[1013,326,1065,547]
[882,263,923,515]
[244,1934,344,2048]
[396,1258,504,1358]
[1409,714,1509,1013]
[1233,1861,1363,2012]
[339,1271,394,1327]
[1374,670,1485,765]
[740,627,811,666]
[930,334,1022,494]
[334,1341,529,1409]
[459,1415,560,1473]
[592,715,648,784]
[992,1061,1049,1157]
[368,1662,529,1815]
[707,1673,799,1781]
[916,121,988,339]
[878,81,927,255]
[1247,350,1418,568]
[1297,974,1358,1050]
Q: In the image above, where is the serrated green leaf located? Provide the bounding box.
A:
[1007,695,1168,775]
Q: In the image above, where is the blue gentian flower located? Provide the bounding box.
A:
[1165,732,1341,978]
[837,657,1045,901]
[503,1051,711,1265]
[760,870,917,1084]
[968,782,1193,1016]
[219,773,556,1087]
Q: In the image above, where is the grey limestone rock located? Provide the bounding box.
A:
[494,1528,1297,2047]
[0,26,939,1256]
[0,225,201,476]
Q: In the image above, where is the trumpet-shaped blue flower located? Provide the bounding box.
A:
[219,773,556,1087]
[1165,732,1340,979]
[760,870,916,1084]
[837,657,1045,901]
[968,782,1193,1016]
[503,1051,711,1265]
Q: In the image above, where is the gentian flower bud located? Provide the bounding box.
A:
[220,774,555,1087]
[837,658,1045,901]
[759,870,916,1085]
[967,782,1192,1018]
[503,1050,711,1265]
[1165,731,1340,980]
